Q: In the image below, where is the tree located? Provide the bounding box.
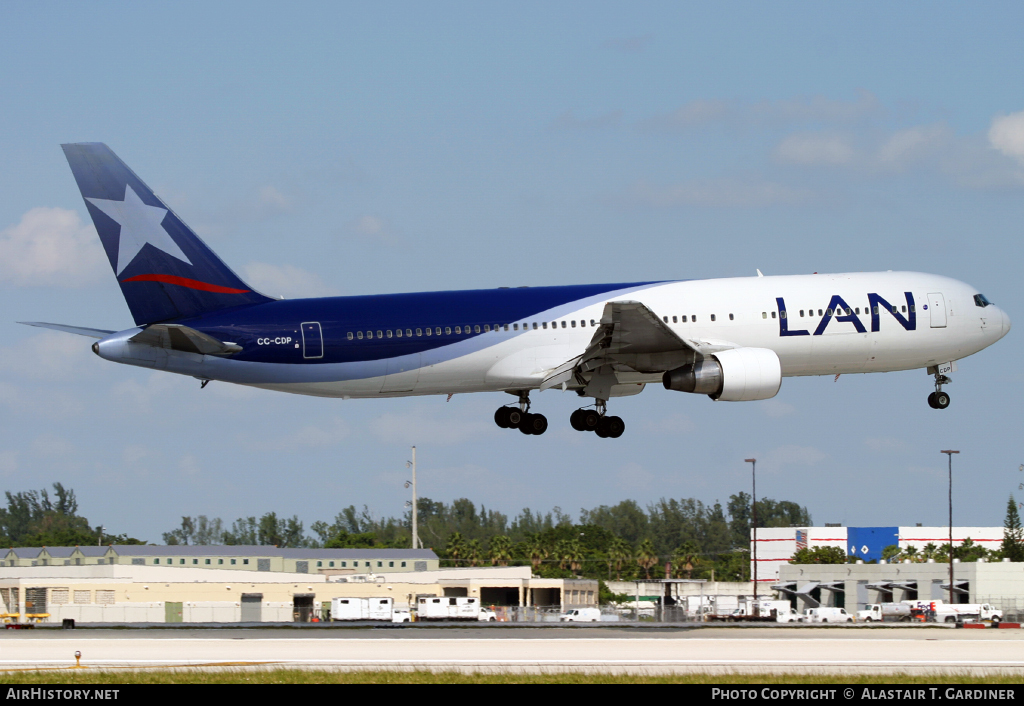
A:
[488,536,513,566]
[672,541,702,579]
[607,537,632,580]
[1002,495,1024,561]
[790,546,846,564]
[445,532,466,566]
[636,539,658,579]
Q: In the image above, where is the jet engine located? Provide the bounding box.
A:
[662,347,782,401]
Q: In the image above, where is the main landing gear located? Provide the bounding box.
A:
[493,393,626,438]
[494,392,548,435]
[928,371,952,410]
[570,400,625,439]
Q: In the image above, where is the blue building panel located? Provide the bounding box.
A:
[847,527,900,561]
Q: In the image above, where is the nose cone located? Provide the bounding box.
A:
[1002,307,1011,337]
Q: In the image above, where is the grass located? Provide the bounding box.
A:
[0,669,1020,684]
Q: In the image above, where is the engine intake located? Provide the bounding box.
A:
[663,348,782,401]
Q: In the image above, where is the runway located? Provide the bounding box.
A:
[2,626,1023,675]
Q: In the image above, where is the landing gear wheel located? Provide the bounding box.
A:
[581,410,601,432]
[570,409,586,431]
[506,408,523,428]
[596,415,625,439]
[934,391,950,409]
[927,392,937,409]
[518,413,548,435]
[494,407,510,428]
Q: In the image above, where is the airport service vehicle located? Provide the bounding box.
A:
[330,597,394,622]
[857,603,922,623]
[26,144,1011,438]
[715,600,800,623]
[391,609,412,623]
[560,608,602,622]
[416,596,491,621]
[904,600,1003,624]
[803,607,854,623]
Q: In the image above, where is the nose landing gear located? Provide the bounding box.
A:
[928,372,951,409]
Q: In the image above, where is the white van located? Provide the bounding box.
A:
[560,608,601,622]
[803,607,853,623]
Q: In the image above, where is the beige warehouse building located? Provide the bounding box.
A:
[0,563,598,624]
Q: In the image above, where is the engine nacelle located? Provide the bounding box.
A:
[662,347,782,401]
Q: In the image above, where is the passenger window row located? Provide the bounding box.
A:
[346,319,600,341]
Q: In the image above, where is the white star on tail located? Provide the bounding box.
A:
[86,184,192,275]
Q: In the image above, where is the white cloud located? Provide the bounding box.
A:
[629,178,811,207]
[243,262,340,299]
[989,109,1024,163]
[749,90,881,126]
[0,332,95,381]
[0,207,107,287]
[642,91,879,132]
[876,123,951,169]
[352,215,400,245]
[640,100,729,131]
[258,186,292,210]
[775,133,855,165]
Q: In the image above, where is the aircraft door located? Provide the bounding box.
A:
[301,322,324,358]
[927,293,947,328]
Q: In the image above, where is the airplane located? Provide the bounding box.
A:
[20,143,1011,439]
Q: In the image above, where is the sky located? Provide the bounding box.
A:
[1,1,1023,543]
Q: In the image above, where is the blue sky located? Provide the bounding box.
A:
[1,2,1023,542]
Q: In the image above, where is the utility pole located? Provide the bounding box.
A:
[405,447,419,550]
[745,458,758,613]
[941,450,959,606]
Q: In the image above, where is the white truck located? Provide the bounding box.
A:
[417,596,493,621]
[720,600,801,623]
[857,603,920,623]
[802,607,854,623]
[904,600,1003,624]
[330,597,394,621]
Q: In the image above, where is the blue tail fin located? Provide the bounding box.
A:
[62,143,273,325]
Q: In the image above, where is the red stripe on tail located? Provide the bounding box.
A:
[121,274,250,294]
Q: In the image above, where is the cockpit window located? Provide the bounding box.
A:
[974,294,993,308]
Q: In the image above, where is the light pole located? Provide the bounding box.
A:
[405,446,419,549]
[745,458,758,611]
[941,450,959,606]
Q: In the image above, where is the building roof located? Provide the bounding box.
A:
[108,545,437,559]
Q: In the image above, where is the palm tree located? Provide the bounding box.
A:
[636,538,658,579]
[673,541,701,578]
[488,535,514,566]
[607,537,632,580]
[465,539,482,567]
[445,532,465,566]
[525,538,548,572]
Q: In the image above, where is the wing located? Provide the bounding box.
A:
[539,300,740,395]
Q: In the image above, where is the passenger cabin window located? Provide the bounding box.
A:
[729,313,734,320]
[347,332,354,340]
[771,311,776,319]
[710,314,716,322]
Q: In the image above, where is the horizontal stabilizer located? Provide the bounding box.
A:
[130,324,242,356]
[18,322,115,338]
